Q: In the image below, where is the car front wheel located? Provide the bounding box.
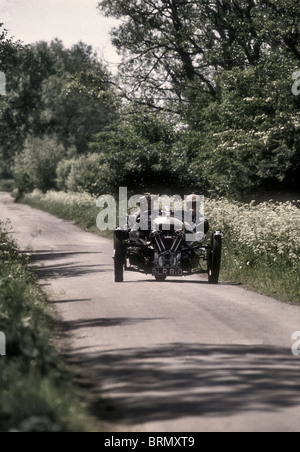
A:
[114,235,126,283]
[208,234,222,285]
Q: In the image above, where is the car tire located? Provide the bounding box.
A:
[208,234,222,284]
[114,235,126,283]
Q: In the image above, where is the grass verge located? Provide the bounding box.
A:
[20,189,113,239]
[21,190,300,304]
[206,199,300,304]
[0,179,15,192]
[0,220,100,432]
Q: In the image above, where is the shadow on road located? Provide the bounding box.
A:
[65,342,300,425]
[50,298,92,305]
[63,317,166,331]
[122,279,240,286]
[25,250,103,263]
[22,249,112,279]
[31,262,109,279]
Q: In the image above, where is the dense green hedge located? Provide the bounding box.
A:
[0,221,98,432]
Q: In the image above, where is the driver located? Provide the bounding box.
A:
[132,193,209,235]
[185,194,209,234]
[128,194,152,232]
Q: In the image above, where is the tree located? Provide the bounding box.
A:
[41,71,117,153]
[176,58,300,196]
[0,40,117,178]
[97,0,257,110]
[97,0,300,197]
[13,136,70,193]
[0,24,22,177]
[56,154,107,195]
[0,23,21,68]
[98,0,300,113]
[89,113,179,194]
[261,0,300,62]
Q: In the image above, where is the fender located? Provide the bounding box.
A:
[115,228,129,241]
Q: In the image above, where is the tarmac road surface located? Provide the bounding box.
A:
[1,191,300,432]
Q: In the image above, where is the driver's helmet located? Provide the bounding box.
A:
[139,194,152,213]
[186,194,209,234]
[186,194,201,217]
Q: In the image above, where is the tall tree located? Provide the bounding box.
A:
[0,24,22,177]
[0,23,21,68]
[261,0,300,62]
[0,40,117,177]
[98,0,300,112]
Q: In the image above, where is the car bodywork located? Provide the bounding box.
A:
[114,206,222,284]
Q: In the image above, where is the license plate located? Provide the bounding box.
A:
[152,268,183,277]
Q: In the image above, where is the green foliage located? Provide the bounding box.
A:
[260,0,300,62]
[55,113,179,196]
[0,179,14,192]
[2,2,300,198]
[90,114,180,194]
[98,0,300,109]
[206,198,300,303]
[56,159,75,191]
[97,0,300,198]
[0,40,117,179]
[23,190,102,235]
[56,154,108,195]
[0,23,22,68]
[0,25,22,178]
[0,222,98,431]
[175,58,300,196]
[41,71,117,153]
[13,136,71,193]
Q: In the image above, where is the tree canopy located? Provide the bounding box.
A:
[1,2,300,198]
[98,0,300,113]
[0,23,22,68]
[0,40,118,179]
[95,0,300,196]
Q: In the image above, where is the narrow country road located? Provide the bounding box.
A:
[1,192,300,432]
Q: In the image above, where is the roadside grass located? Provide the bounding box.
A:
[0,220,100,432]
[20,189,113,239]
[221,248,300,303]
[0,179,15,192]
[206,199,300,304]
[21,190,300,305]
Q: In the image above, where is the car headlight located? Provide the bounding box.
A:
[194,231,206,242]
